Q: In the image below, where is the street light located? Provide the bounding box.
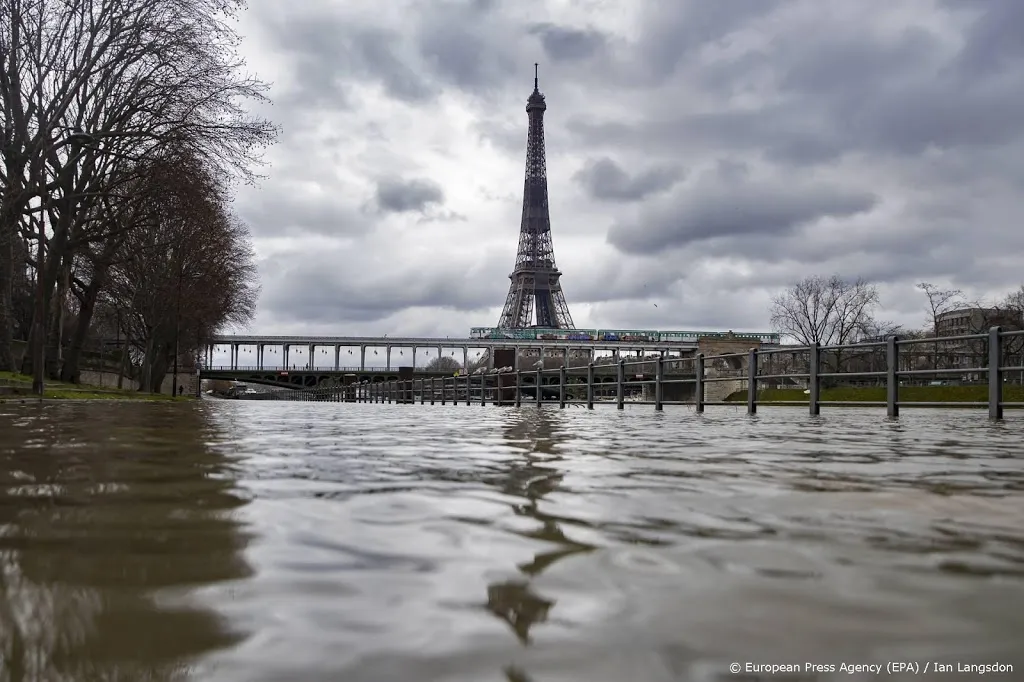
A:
[33,129,96,396]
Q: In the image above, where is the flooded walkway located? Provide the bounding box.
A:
[1,402,1021,681]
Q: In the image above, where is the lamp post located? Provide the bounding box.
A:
[33,129,96,396]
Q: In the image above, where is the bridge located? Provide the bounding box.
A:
[200,361,688,390]
[200,334,768,393]
[202,333,763,375]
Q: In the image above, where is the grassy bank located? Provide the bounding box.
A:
[0,371,188,401]
[726,385,1024,406]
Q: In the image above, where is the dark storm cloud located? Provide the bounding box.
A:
[607,173,878,255]
[268,16,434,107]
[238,189,367,238]
[568,2,1024,168]
[573,157,684,202]
[375,177,445,214]
[260,247,509,324]
[529,23,608,62]
[237,0,1024,335]
[631,0,787,84]
[950,0,1024,76]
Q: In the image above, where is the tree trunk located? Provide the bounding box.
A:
[117,335,131,389]
[0,220,16,372]
[140,334,156,392]
[150,349,170,393]
[61,267,109,383]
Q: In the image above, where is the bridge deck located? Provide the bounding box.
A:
[208,335,703,349]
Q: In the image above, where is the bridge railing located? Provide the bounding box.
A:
[237,328,1024,420]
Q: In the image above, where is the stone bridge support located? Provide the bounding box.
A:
[698,334,762,402]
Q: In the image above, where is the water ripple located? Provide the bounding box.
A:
[0,402,1021,681]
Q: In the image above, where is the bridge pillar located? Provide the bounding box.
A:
[562,348,568,366]
[257,345,263,370]
[283,344,290,368]
[386,345,392,371]
[231,344,239,370]
[333,345,340,370]
[462,347,468,372]
[411,346,418,368]
[360,346,366,371]
[308,344,315,369]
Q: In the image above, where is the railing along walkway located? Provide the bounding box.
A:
[245,328,1024,420]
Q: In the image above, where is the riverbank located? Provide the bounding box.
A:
[726,385,1024,406]
[0,371,190,401]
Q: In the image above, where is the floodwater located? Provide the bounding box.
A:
[1,403,1023,682]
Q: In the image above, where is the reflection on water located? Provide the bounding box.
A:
[0,404,251,682]
[487,412,592,648]
[1,402,1023,681]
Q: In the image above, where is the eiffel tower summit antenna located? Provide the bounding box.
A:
[495,64,575,330]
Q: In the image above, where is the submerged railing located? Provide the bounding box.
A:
[244,327,1024,419]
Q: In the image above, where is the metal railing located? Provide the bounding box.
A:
[240,328,1024,420]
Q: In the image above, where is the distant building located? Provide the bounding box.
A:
[933,307,1008,374]
[936,307,1000,337]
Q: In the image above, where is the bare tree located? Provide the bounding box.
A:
[0,0,276,386]
[427,355,462,373]
[104,149,258,392]
[971,285,1024,380]
[916,282,964,369]
[769,275,881,375]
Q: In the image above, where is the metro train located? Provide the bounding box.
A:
[469,327,781,344]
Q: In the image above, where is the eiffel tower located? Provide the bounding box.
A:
[496,65,575,330]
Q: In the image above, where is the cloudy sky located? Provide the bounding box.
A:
[230,0,1024,339]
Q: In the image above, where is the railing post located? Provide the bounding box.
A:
[559,366,566,408]
[480,374,486,406]
[536,369,542,406]
[654,356,664,411]
[515,370,522,407]
[747,348,758,415]
[616,359,625,410]
[695,353,704,413]
[809,342,820,416]
[886,335,899,418]
[419,379,424,404]
[989,326,1003,420]
[496,373,504,407]
[586,362,594,409]
[430,377,436,405]
[441,378,446,405]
